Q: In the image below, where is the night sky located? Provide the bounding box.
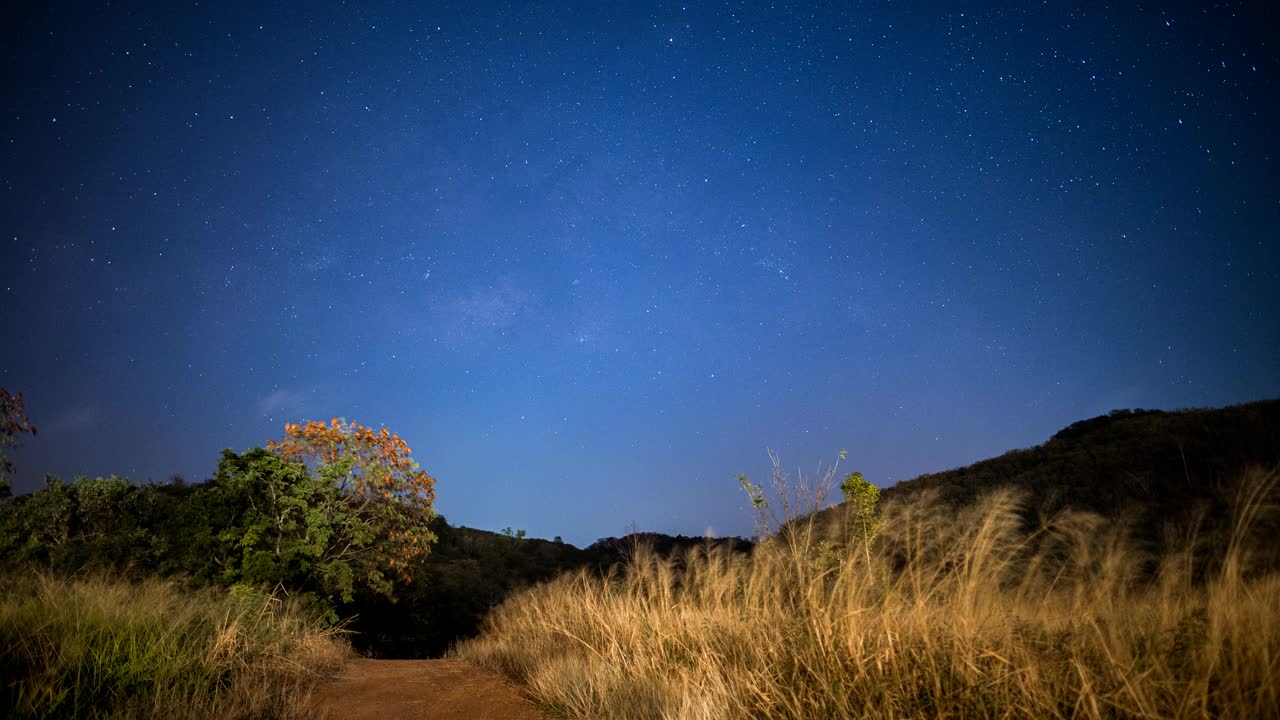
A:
[3,1,1277,546]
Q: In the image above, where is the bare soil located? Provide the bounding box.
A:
[309,658,550,720]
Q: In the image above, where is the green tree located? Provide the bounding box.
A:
[181,448,377,613]
[839,471,883,544]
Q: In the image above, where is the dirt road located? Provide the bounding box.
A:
[309,658,550,720]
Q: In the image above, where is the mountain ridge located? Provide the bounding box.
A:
[808,398,1280,572]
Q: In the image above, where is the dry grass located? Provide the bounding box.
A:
[0,572,352,719]
[458,465,1280,719]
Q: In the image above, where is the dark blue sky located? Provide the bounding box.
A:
[3,1,1277,546]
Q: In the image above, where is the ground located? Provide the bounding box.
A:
[309,658,549,720]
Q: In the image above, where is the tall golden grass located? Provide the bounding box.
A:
[458,464,1280,719]
[0,572,351,719]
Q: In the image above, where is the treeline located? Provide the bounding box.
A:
[340,527,758,656]
[9,395,1275,662]
[0,404,451,658]
[343,520,591,656]
[0,445,426,618]
[0,471,755,657]
[0,430,752,660]
[4,397,761,659]
[1,472,194,576]
[586,532,754,558]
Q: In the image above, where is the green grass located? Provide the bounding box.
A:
[0,572,351,719]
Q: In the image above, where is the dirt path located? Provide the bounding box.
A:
[309,658,550,720]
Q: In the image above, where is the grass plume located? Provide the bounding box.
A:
[458,464,1280,719]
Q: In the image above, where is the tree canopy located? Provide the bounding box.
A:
[267,418,438,589]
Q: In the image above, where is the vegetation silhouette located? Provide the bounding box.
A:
[2,393,1279,717]
[808,398,1280,577]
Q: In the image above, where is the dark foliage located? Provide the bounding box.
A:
[813,399,1280,574]
[586,532,754,561]
[0,475,186,574]
[344,517,589,656]
[343,524,754,657]
[3,398,1276,658]
[0,471,749,657]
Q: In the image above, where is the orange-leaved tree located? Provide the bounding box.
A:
[267,418,437,591]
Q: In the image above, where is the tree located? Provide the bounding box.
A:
[839,470,883,544]
[267,418,438,592]
[180,448,366,610]
[0,388,37,499]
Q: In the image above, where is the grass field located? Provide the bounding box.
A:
[0,572,350,719]
[459,466,1280,719]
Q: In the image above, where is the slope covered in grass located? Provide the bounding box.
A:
[819,399,1280,571]
[0,572,350,719]
[458,466,1280,720]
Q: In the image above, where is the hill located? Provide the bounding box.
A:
[457,403,1280,720]
[814,399,1280,568]
[342,520,752,657]
[361,400,1280,656]
[340,519,596,657]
